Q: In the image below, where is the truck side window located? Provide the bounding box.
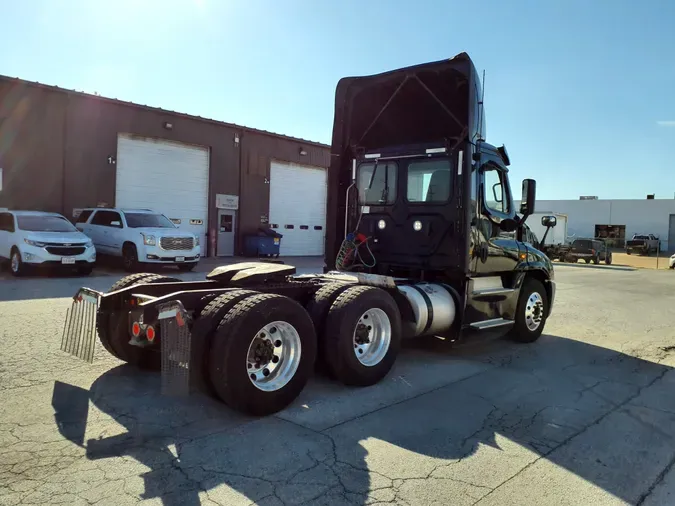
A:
[483,165,510,214]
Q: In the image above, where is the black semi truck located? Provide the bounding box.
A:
[61,52,557,415]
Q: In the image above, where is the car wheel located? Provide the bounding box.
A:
[122,244,139,272]
[508,278,548,343]
[10,248,25,277]
[585,258,591,264]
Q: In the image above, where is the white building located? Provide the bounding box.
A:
[535,198,675,252]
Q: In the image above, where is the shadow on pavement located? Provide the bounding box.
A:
[51,333,675,505]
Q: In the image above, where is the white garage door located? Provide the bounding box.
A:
[269,161,327,256]
[115,134,209,247]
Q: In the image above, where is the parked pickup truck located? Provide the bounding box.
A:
[625,234,659,256]
[565,238,612,265]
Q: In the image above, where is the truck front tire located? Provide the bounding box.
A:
[208,294,317,416]
[323,286,402,387]
[508,278,548,344]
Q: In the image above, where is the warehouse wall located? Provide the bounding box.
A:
[63,93,242,256]
[0,76,331,256]
[239,131,330,251]
[537,199,675,250]
[0,79,66,212]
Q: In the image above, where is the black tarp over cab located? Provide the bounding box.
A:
[324,52,485,270]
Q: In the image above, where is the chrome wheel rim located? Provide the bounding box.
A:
[10,252,19,273]
[525,291,545,331]
[246,321,301,392]
[353,308,391,367]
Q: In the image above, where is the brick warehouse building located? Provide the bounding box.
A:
[0,76,330,257]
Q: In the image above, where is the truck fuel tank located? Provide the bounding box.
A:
[397,283,456,338]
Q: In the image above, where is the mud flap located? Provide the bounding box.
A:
[158,301,193,397]
[60,288,101,363]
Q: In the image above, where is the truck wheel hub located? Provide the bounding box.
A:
[246,321,301,392]
[353,309,391,367]
[525,292,544,331]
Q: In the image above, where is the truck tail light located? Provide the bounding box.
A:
[131,322,141,337]
[146,325,156,342]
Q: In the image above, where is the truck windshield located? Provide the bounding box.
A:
[406,159,452,203]
[357,162,397,205]
[124,213,176,228]
[17,216,77,232]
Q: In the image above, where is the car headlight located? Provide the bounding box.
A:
[24,239,46,247]
[142,234,156,246]
[84,239,93,247]
[194,235,200,246]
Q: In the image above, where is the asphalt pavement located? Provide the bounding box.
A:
[1,261,675,505]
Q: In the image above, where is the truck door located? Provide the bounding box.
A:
[471,162,520,276]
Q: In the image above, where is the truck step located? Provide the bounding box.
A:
[469,318,514,330]
[471,287,515,300]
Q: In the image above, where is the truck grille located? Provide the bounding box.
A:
[46,246,86,256]
[160,237,194,251]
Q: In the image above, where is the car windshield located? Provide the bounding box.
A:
[124,213,176,228]
[17,215,77,232]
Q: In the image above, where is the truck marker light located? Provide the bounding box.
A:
[146,325,156,342]
[378,220,386,230]
[132,322,141,337]
[413,221,422,231]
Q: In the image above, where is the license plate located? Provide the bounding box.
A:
[175,256,185,262]
[61,257,76,265]
[274,238,280,245]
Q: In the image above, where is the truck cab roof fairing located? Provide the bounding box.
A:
[330,52,481,155]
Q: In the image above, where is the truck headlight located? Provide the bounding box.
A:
[24,239,46,247]
[142,234,156,246]
[194,235,200,246]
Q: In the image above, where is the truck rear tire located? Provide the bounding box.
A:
[97,274,180,368]
[322,286,402,387]
[508,278,548,344]
[191,290,258,394]
[306,282,352,375]
[208,294,317,416]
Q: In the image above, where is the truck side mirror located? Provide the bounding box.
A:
[541,215,557,227]
[520,179,536,215]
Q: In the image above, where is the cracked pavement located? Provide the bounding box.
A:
[1,263,675,505]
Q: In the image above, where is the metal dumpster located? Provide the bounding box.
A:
[244,227,283,257]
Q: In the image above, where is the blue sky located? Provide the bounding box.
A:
[2,0,675,199]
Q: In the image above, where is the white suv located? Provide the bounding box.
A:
[76,208,201,272]
[0,210,96,276]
